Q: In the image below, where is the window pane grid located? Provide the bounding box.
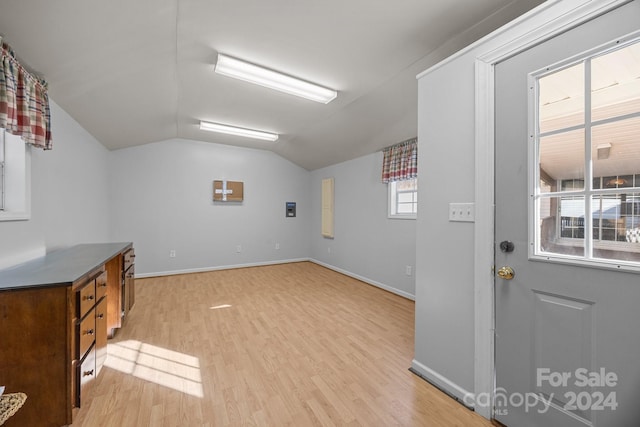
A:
[389,178,417,218]
[395,189,417,214]
[533,38,640,266]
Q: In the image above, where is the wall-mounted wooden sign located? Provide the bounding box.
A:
[213,180,244,202]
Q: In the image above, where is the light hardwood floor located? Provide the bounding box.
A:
[72,262,493,427]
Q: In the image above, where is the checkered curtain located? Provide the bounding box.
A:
[0,39,52,150]
[381,138,417,183]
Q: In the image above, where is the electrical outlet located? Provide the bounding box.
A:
[236,245,242,253]
[275,243,280,250]
[169,250,176,258]
[405,265,412,276]
[449,202,475,222]
[327,247,331,253]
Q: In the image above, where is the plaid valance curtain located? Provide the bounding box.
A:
[381,138,417,183]
[0,38,52,150]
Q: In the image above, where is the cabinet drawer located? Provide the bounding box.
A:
[96,270,108,301]
[78,309,96,358]
[79,281,96,318]
[76,345,96,408]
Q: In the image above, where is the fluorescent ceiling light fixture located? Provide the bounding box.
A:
[199,121,279,142]
[215,54,337,104]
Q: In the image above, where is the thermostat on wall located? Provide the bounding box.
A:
[286,202,296,217]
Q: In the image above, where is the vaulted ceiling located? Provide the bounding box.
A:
[0,0,543,170]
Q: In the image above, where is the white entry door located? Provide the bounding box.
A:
[494,2,640,426]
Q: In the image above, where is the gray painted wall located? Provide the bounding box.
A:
[108,138,311,276]
[1,105,414,300]
[0,100,110,268]
[415,59,476,394]
[310,152,416,298]
[412,0,553,403]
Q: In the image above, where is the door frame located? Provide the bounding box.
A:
[471,0,631,419]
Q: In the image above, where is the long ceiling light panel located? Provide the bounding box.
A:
[215,54,337,104]
[199,121,279,141]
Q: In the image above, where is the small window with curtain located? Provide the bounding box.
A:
[0,39,52,221]
[382,138,418,219]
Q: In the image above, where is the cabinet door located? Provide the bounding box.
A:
[105,255,123,336]
[0,286,72,426]
[124,265,135,313]
[95,297,108,376]
[123,249,135,316]
[128,264,135,310]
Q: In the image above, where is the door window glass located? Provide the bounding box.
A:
[538,62,584,134]
[533,38,640,268]
[539,129,585,192]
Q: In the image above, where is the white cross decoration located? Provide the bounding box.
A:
[214,180,234,201]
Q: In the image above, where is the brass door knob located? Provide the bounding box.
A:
[497,266,515,280]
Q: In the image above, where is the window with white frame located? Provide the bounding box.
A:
[0,129,30,221]
[389,178,417,219]
[532,37,640,268]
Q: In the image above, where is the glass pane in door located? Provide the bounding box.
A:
[538,195,585,256]
[539,129,585,192]
[538,63,584,134]
[592,42,640,122]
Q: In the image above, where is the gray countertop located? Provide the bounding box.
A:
[0,242,132,290]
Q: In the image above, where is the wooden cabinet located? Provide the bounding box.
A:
[0,242,133,427]
[73,269,105,410]
[95,297,108,376]
[106,247,135,337]
[0,286,72,426]
[105,253,122,337]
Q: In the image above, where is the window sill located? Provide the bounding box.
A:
[388,214,416,220]
[0,211,30,222]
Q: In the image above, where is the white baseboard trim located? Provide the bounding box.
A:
[309,259,415,301]
[138,258,416,301]
[135,258,311,279]
[410,359,475,409]
[0,246,46,270]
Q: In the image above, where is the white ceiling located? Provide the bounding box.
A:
[0,0,543,170]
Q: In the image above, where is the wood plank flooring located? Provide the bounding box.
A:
[71,262,493,427]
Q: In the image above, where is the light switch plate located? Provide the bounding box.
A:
[449,202,475,222]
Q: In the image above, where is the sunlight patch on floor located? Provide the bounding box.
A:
[104,339,204,398]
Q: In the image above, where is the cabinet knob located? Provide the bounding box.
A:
[85,329,94,336]
[83,369,94,377]
[97,314,104,319]
[84,295,94,301]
